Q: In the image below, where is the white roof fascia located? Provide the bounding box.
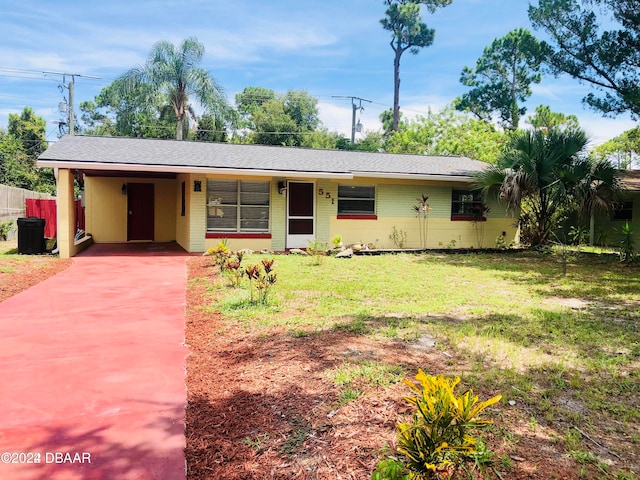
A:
[36,160,354,180]
[351,171,475,182]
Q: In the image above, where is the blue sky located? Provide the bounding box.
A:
[0,0,636,146]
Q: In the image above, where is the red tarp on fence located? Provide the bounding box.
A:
[25,199,85,238]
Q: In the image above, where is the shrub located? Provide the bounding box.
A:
[373,370,501,480]
[307,239,328,265]
[0,220,13,241]
[244,259,277,305]
[206,240,232,268]
[389,226,407,249]
[619,222,635,263]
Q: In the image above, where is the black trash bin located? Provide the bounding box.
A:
[17,217,46,254]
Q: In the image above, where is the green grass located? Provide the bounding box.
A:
[204,250,640,475]
[330,360,405,388]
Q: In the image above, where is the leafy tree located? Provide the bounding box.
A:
[0,131,35,189]
[235,87,277,120]
[350,131,386,152]
[476,128,620,246]
[244,99,299,146]
[386,107,506,163]
[527,105,580,131]
[380,0,453,132]
[529,0,640,118]
[283,90,320,132]
[592,126,640,169]
[455,28,545,130]
[234,88,320,146]
[119,37,229,140]
[80,78,176,138]
[79,100,116,136]
[0,108,55,193]
[8,107,47,157]
[300,128,350,150]
[195,113,227,142]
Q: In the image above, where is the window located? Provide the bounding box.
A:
[206,180,270,232]
[337,185,375,215]
[451,189,485,220]
[613,201,633,221]
[181,181,186,216]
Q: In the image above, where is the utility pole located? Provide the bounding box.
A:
[332,96,372,143]
[43,71,100,136]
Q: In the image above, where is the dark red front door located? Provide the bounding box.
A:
[127,183,154,241]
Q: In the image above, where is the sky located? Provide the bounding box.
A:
[0,0,636,147]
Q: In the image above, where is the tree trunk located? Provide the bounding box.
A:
[393,48,402,132]
[176,117,183,141]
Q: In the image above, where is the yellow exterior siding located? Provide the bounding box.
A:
[175,174,190,251]
[84,176,177,243]
[204,238,272,252]
[80,173,517,254]
[271,179,286,251]
[56,168,78,258]
[189,174,207,252]
[330,216,515,249]
[327,178,517,249]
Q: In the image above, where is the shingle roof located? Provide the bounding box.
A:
[38,135,488,179]
[619,170,640,191]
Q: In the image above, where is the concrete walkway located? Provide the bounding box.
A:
[0,244,189,480]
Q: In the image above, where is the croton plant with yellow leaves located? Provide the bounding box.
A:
[373,370,501,480]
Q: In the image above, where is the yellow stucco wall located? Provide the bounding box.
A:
[329,216,515,249]
[175,174,190,251]
[191,176,518,251]
[84,176,177,243]
[322,178,517,249]
[56,168,78,258]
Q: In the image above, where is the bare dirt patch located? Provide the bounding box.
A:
[0,246,72,303]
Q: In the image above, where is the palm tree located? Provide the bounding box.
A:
[120,37,228,140]
[476,128,620,246]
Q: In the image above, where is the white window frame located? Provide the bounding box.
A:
[206,179,270,233]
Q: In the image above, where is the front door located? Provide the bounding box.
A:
[127,183,155,241]
[286,181,315,248]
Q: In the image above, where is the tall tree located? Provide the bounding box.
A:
[454,29,544,130]
[0,108,54,193]
[386,107,506,163]
[234,88,320,146]
[195,113,227,143]
[381,0,452,132]
[119,37,229,140]
[593,126,640,169]
[529,0,640,118]
[476,128,620,246]
[527,105,580,131]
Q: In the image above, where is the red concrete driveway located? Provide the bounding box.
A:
[0,244,189,479]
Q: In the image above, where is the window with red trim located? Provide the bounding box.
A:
[337,185,375,216]
[451,189,487,220]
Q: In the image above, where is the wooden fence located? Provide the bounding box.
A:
[0,184,54,239]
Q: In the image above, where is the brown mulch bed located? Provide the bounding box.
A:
[0,247,72,303]
[184,256,591,480]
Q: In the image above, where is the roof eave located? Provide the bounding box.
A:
[36,160,354,180]
[352,171,476,182]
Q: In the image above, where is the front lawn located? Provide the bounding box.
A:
[185,251,639,479]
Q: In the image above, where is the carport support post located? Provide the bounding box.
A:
[57,168,76,258]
